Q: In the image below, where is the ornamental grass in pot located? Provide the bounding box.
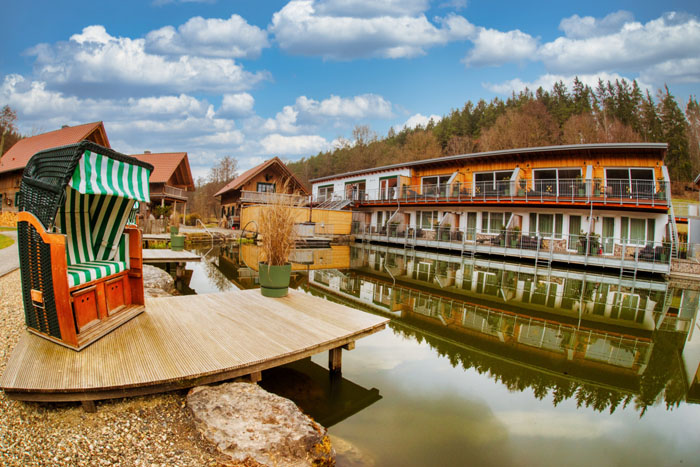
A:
[258,181,300,297]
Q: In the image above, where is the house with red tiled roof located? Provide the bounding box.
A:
[0,122,109,212]
[214,157,309,228]
[129,151,195,216]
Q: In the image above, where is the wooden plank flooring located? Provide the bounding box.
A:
[142,249,201,263]
[1,289,388,402]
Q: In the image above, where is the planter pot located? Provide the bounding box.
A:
[170,226,179,235]
[258,262,292,298]
[578,188,585,196]
[171,234,185,251]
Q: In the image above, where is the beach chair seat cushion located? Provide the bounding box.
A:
[67,260,127,288]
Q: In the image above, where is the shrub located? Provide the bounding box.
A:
[185,213,202,226]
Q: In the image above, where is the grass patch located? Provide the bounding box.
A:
[0,226,16,231]
[0,234,15,250]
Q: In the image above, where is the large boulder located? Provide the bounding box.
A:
[142,264,176,298]
[188,382,335,467]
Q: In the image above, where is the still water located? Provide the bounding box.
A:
[175,243,700,466]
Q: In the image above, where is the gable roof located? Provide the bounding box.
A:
[0,122,109,175]
[215,157,309,198]
[129,152,195,191]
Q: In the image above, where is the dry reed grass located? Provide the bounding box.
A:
[258,179,302,266]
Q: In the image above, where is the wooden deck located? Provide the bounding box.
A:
[1,289,388,403]
[142,249,201,263]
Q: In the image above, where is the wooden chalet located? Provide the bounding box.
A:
[0,122,109,212]
[130,152,195,216]
[215,157,309,228]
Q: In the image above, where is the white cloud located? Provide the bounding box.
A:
[29,25,268,96]
[559,10,634,39]
[439,0,467,9]
[314,0,430,18]
[145,14,269,58]
[259,134,331,155]
[295,93,393,119]
[270,0,474,59]
[538,12,700,75]
[218,93,255,118]
[463,27,538,67]
[641,57,700,84]
[483,72,653,95]
[394,113,442,131]
[263,105,300,133]
[261,93,395,133]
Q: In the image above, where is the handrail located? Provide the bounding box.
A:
[196,218,214,244]
[313,178,671,207]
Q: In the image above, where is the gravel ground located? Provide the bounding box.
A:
[0,270,262,467]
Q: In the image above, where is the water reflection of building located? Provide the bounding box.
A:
[347,244,695,333]
[308,244,700,414]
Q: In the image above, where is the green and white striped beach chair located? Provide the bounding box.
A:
[18,141,153,349]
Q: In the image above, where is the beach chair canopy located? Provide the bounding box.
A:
[21,141,153,284]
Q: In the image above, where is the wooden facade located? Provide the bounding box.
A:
[215,157,309,229]
[130,152,195,217]
[0,122,109,213]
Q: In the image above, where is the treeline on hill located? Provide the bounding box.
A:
[287,78,700,186]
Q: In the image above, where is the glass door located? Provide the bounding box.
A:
[568,215,581,250]
[602,217,615,254]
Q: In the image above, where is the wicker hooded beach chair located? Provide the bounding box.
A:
[18,141,153,350]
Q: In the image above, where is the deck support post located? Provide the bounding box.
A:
[248,371,262,383]
[328,347,343,375]
[81,400,97,413]
[329,341,355,375]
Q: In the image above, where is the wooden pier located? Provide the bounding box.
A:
[142,249,201,263]
[1,289,388,404]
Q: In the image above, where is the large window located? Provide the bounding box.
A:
[529,213,563,238]
[481,212,511,234]
[605,168,654,198]
[474,171,512,196]
[422,175,451,197]
[621,217,655,245]
[345,180,366,200]
[257,182,275,193]
[318,184,334,201]
[379,176,398,200]
[418,211,439,230]
[533,168,582,196]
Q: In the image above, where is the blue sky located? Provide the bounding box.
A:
[2,0,699,179]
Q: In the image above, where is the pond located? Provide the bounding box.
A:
[170,243,700,466]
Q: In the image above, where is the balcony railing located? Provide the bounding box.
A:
[240,191,310,206]
[150,185,187,200]
[317,179,670,207]
[352,223,679,272]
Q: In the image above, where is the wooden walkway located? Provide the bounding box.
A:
[1,289,388,403]
[142,249,201,263]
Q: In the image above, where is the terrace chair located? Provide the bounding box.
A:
[17,141,153,350]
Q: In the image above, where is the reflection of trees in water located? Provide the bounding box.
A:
[202,257,235,292]
[391,322,686,416]
[636,331,687,415]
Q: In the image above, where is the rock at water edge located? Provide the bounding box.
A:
[187,382,335,467]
